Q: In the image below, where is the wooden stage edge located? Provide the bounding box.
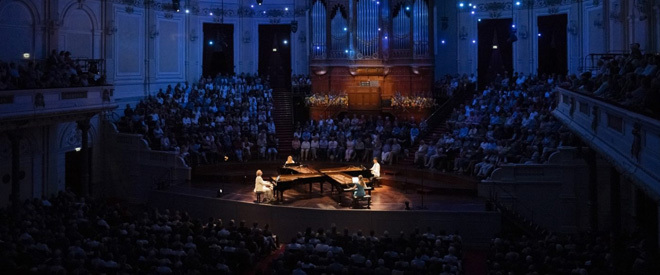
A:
[148,189,501,245]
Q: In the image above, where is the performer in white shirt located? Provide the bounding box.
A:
[254,170,274,202]
[370,157,381,178]
[370,157,381,187]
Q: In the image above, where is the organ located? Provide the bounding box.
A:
[309,0,434,121]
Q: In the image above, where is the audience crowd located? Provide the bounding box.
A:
[292,74,312,94]
[118,74,280,166]
[0,191,278,273]
[488,232,658,275]
[273,226,463,274]
[0,50,105,90]
[435,73,477,97]
[578,44,660,116]
[407,74,576,178]
[289,113,427,165]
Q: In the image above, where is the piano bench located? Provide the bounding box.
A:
[352,195,371,209]
[254,191,264,203]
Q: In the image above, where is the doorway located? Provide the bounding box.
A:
[65,149,91,195]
[477,18,514,89]
[203,23,234,77]
[537,14,568,76]
[258,24,291,89]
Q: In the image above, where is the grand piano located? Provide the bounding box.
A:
[272,164,373,204]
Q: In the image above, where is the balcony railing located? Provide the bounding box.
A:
[553,87,660,201]
[0,85,116,121]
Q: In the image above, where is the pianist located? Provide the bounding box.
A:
[254,170,274,202]
[285,155,296,166]
[346,175,368,197]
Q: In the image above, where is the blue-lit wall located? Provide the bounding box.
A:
[0,0,658,102]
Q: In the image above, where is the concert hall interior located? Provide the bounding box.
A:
[1,0,660,274]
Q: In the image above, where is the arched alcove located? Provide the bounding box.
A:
[0,0,36,60]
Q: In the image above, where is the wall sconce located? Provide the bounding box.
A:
[189,29,198,41]
[105,21,117,35]
[150,25,159,39]
[567,20,578,35]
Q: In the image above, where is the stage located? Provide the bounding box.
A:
[188,160,485,211]
[147,160,501,245]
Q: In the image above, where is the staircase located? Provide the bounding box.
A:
[272,88,294,157]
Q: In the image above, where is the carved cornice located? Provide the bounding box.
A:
[110,1,306,18]
[471,0,584,12]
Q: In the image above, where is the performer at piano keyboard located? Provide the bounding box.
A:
[370,157,381,187]
[285,155,296,165]
[254,170,274,202]
[346,175,368,197]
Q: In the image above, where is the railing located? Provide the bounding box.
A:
[553,87,660,201]
[0,85,116,120]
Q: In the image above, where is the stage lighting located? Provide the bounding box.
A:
[217,189,223,197]
[256,0,263,5]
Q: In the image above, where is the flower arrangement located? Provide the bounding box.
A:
[391,92,437,109]
[305,93,349,107]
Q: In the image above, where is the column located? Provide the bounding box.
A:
[610,167,622,273]
[8,133,21,207]
[77,119,91,196]
[586,149,598,232]
[611,167,621,235]
[657,203,660,250]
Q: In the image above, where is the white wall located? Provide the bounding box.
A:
[449,0,659,76]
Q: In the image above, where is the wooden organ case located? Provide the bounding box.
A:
[308,0,434,120]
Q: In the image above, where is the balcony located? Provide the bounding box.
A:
[0,85,116,130]
[553,88,660,201]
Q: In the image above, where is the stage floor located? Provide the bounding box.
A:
[177,161,487,211]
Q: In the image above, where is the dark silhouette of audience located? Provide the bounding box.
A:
[0,50,105,90]
[0,191,277,273]
[488,232,659,275]
[575,47,660,117]
[272,225,463,274]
